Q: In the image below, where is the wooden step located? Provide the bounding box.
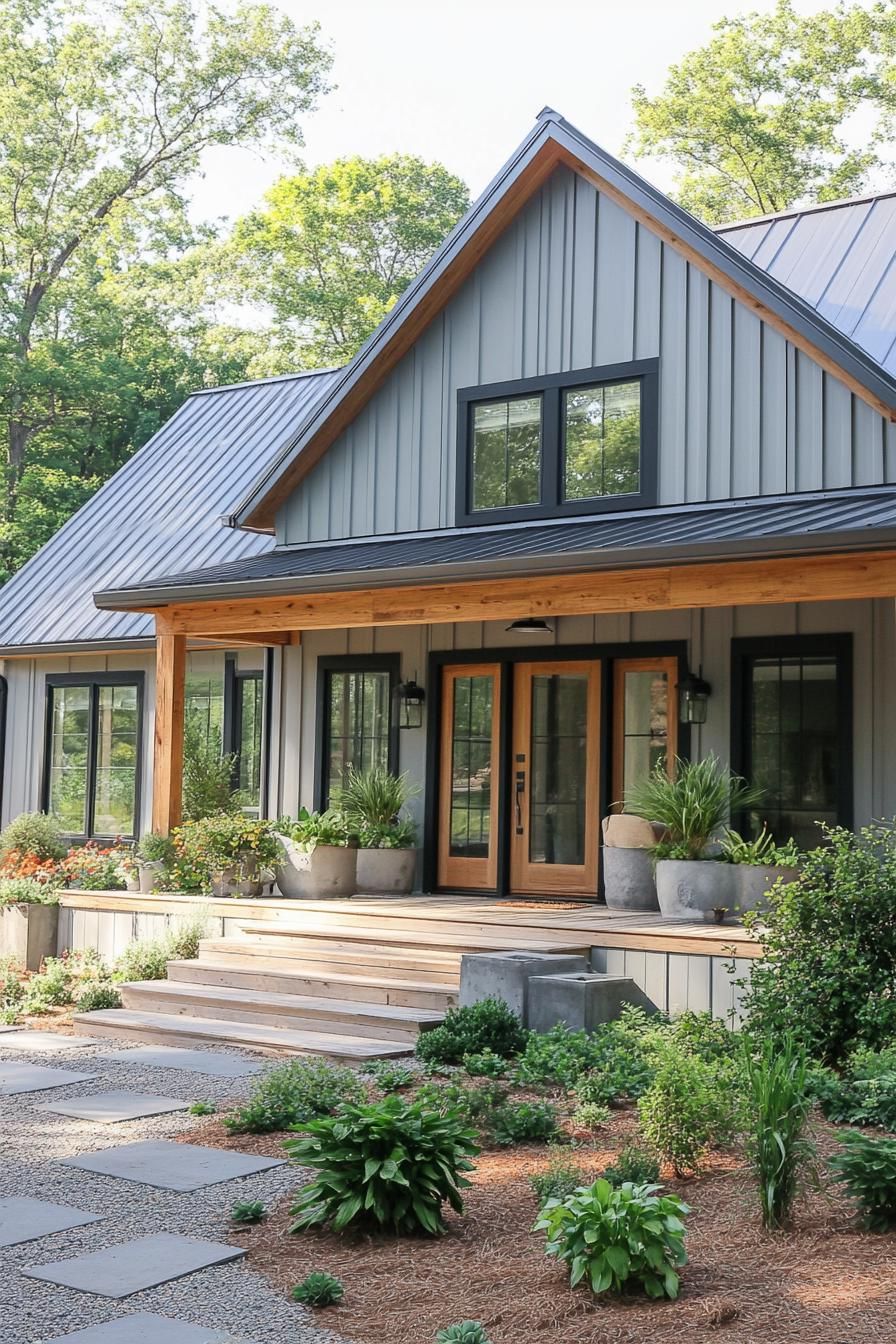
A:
[72,1009,413,1061]
[235,920,587,956]
[118,979,442,1043]
[167,959,458,1011]
[250,902,592,942]
[197,938,464,981]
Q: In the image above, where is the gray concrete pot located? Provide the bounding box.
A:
[356,847,417,895]
[602,846,660,912]
[211,859,264,900]
[655,859,736,919]
[275,834,357,899]
[137,860,166,895]
[735,863,799,914]
[0,902,58,971]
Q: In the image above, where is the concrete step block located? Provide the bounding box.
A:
[459,950,589,1022]
[528,971,658,1034]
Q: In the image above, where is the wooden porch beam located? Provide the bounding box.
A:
[152,614,186,835]
[194,631,292,646]
[154,549,896,637]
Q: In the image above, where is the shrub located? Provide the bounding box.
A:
[530,1149,589,1206]
[463,1048,508,1079]
[415,1079,507,1126]
[810,1044,896,1131]
[231,1199,266,1224]
[0,812,66,864]
[364,1058,415,1092]
[182,715,239,823]
[25,957,77,1009]
[189,1100,216,1116]
[113,916,209,983]
[571,1101,610,1132]
[602,1145,660,1188]
[60,842,133,891]
[436,1324,492,1344]
[0,877,60,906]
[742,821,896,1064]
[416,998,526,1066]
[0,954,24,1011]
[224,1058,365,1135]
[291,1271,345,1306]
[488,1099,559,1146]
[743,1035,815,1229]
[75,983,122,1012]
[663,1011,740,1063]
[638,1043,741,1176]
[624,755,763,860]
[518,1010,657,1099]
[534,1178,689,1299]
[829,1130,896,1231]
[172,813,280,890]
[287,1095,479,1236]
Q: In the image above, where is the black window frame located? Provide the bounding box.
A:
[223,655,267,816]
[730,633,853,840]
[456,358,659,526]
[315,654,401,809]
[42,671,145,842]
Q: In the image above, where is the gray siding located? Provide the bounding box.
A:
[280,166,895,545]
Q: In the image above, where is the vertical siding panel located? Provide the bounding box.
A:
[822,376,853,488]
[546,174,567,372]
[707,284,733,499]
[570,175,597,369]
[594,196,636,366]
[731,305,762,498]
[760,326,788,495]
[396,357,419,533]
[521,195,542,378]
[667,954,690,1015]
[795,350,824,490]
[634,224,662,360]
[685,267,709,501]
[658,248,687,505]
[478,227,519,385]
[785,342,798,492]
[643,951,668,1012]
[853,397,885,485]
[885,419,896,481]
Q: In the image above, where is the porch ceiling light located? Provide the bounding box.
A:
[505,617,554,634]
[679,669,711,725]
[396,677,426,729]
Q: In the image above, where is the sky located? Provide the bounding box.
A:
[192,0,834,224]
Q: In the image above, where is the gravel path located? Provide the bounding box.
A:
[0,1033,349,1344]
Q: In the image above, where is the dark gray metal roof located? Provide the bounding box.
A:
[96,487,896,608]
[0,369,339,652]
[718,192,896,375]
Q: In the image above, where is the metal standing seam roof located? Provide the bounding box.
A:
[94,486,896,608]
[0,368,339,652]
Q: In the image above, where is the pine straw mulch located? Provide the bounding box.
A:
[188,1106,896,1344]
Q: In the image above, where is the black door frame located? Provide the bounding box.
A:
[423,639,690,898]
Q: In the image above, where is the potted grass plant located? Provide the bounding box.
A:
[335,766,421,895]
[275,808,358,898]
[624,755,763,920]
[135,832,175,894]
[719,827,801,914]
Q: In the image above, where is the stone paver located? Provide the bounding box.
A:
[22,1231,246,1298]
[103,1046,262,1078]
[0,1031,99,1052]
[35,1091,192,1124]
[0,1197,103,1247]
[0,1061,96,1095]
[61,1139,285,1192]
[44,1310,249,1342]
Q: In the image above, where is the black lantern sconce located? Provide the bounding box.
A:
[396,676,426,729]
[678,669,711,725]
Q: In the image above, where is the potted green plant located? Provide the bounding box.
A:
[0,877,61,971]
[624,756,763,920]
[275,808,358,898]
[135,833,175,893]
[174,813,280,898]
[335,766,421,894]
[719,827,801,913]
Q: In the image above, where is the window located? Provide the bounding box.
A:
[229,667,264,816]
[612,657,678,808]
[316,656,400,807]
[732,636,852,849]
[457,360,657,525]
[44,675,144,839]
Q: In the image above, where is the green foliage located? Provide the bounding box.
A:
[291,1271,345,1307]
[829,1130,896,1231]
[231,1199,267,1224]
[463,1049,508,1079]
[487,1100,559,1147]
[335,765,420,828]
[529,1149,589,1206]
[534,1179,690,1299]
[663,1011,741,1063]
[135,833,175,864]
[171,813,280,891]
[602,1146,661,1188]
[571,1101,611,1132]
[415,1080,507,1126]
[74,982,122,1012]
[810,1043,896,1130]
[626,0,885,222]
[363,1059,415,1092]
[436,1324,492,1344]
[742,822,896,1063]
[638,1042,741,1176]
[743,1036,815,1229]
[0,813,66,863]
[24,948,109,1012]
[516,1009,658,1099]
[0,878,60,906]
[279,807,355,851]
[224,1058,365,1135]
[416,998,526,1066]
[181,718,238,824]
[286,1095,479,1236]
[188,1099,216,1116]
[624,755,763,859]
[0,954,24,1013]
[59,842,132,891]
[112,914,209,982]
[720,827,801,868]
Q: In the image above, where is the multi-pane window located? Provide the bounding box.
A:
[448,673,495,859]
[564,382,641,501]
[319,659,398,805]
[233,672,263,815]
[45,677,142,839]
[471,396,541,511]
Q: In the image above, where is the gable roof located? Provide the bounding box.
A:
[0,368,339,654]
[227,109,896,533]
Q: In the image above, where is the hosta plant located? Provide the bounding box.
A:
[829,1130,896,1231]
[287,1095,479,1236]
[231,1199,266,1224]
[291,1271,345,1306]
[436,1323,493,1344]
[534,1179,689,1299]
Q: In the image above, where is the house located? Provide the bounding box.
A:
[3,108,896,910]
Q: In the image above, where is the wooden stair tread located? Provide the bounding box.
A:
[167,959,458,995]
[121,978,444,1023]
[232,923,587,953]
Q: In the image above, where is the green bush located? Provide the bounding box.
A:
[534,1178,689,1299]
[0,954,24,1010]
[363,1058,415,1092]
[416,998,526,1066]
[189,1099,216,1116]
[529,1149,589,1206]
[742,821,896,1063]
[415,1079,507,1126]
[74,982,122,1012]
[291,1271,345,1306]
[663,1011,740,1063]
[182,716,239,823]
[517,1009,658,1099]
[602,1145,661,1187]
[829,1130,896,1231]
[463,1048,508,1079]
[638,1043,741,1176]
[287,1095,479,1236]
[113,915,209,983]
[436,1324,492,1344]
[0,811,66,863]
[24,948,108,1012]
[0,877,60,906]
[231,1199,266,1224]
[487,1099,559,1147]
[571,1101,610,1131]
[743,1035,815,1229]
[810,1044,896,1130]
[224,1058,365,1135]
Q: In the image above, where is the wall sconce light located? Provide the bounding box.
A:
[397,677,426,729]
[678,669,711,725]
[505,617,554,634]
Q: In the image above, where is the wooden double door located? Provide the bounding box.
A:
[437,655,677,897]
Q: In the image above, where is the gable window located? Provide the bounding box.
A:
[316,655,400,807]
[44,674,144,840]
[457,360,657,525]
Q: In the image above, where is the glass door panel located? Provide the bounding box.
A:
[437,664,501,889]
[612,657,678,809]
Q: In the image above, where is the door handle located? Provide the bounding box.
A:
[515,770,525,833]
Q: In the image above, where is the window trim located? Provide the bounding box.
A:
[730,633,853,838]
[223,655,266,814]
[42,672,145,842]
[314,655,401,809]
[456,359,659,526]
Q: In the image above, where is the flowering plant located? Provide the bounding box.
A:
[170,813,280,891]
[0,849,60,884]
[59,842,133,891]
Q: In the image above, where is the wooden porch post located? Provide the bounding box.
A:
[152,614,186,835]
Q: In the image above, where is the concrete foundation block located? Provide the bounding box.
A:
[528,971,658,1034]
[459,950,589,1021]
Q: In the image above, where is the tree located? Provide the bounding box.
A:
[0,0,332,572]
[627,0,887,223]
[227,155,471,370]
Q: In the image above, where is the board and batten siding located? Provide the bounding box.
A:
[279,165,896,545]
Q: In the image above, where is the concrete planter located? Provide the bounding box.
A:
[137,860,166,895]
[602,847,660,912]
[735,863,799,914]
[275,835,357,899]
[356,847,417,895]
[0,902,59,971]
[655,859,735,919]
[211,852,264,899]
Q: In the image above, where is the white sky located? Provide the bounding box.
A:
[192,0,834,225]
